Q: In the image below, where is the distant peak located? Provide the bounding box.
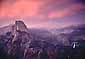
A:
[14,20,28,32]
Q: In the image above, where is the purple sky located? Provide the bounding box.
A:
[0,0,84,29]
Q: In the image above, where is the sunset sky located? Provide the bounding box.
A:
[0,0,84,29]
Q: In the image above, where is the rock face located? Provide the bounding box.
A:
[15,21,28,32]
[11,21,31,45]
[12,20,28,35]
[0,20,28,35]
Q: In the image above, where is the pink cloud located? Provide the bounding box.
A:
[0,0,84,19]
[48,4,83,18]
[0,0,43,17]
